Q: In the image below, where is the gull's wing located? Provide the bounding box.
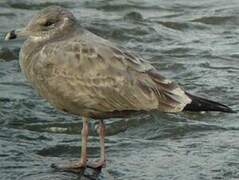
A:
[35,30,191,115]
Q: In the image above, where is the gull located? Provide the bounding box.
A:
[5,6,234,172]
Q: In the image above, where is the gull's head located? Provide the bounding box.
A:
[5,6,76,42]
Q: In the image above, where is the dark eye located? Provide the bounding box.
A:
[44,20,54,27]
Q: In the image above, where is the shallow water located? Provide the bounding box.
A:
[0,0,239,179]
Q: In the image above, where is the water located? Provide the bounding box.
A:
[0,0,239,179]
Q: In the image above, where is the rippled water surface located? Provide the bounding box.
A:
[0,0,239,179]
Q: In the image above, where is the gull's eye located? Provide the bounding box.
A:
[43,20,55,27]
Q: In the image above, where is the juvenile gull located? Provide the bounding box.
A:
[5,6,234,172]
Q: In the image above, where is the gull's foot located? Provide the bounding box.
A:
[87,160,106,170]
[51,161,86,173]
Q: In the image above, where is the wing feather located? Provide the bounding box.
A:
[35,30,191,115]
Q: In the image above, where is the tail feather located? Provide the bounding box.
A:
[184,93,235,113]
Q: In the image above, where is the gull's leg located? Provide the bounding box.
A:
[87,120,106,169]
[79,116,89,166]
[51,116,89,173]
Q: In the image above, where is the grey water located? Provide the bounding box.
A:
[0,0,239,179]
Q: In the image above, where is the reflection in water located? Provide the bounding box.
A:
[0,0,239,179]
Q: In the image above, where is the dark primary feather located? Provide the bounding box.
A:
[183,93,235,113]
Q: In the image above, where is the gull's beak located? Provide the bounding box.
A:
[5,30,16,40]
[5,28,27,41]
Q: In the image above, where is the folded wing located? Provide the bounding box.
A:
[37,30,191,115]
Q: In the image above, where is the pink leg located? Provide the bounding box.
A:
[51,116,89,172]
[87,120,106,169]
[79,116,89,165]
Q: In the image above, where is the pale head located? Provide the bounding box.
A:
[5,6,76,42]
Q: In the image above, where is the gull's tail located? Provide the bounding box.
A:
[183,93,235,113]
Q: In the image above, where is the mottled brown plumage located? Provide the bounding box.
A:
[19,7,191,119]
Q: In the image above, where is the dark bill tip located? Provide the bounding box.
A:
[5,30,17,41]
